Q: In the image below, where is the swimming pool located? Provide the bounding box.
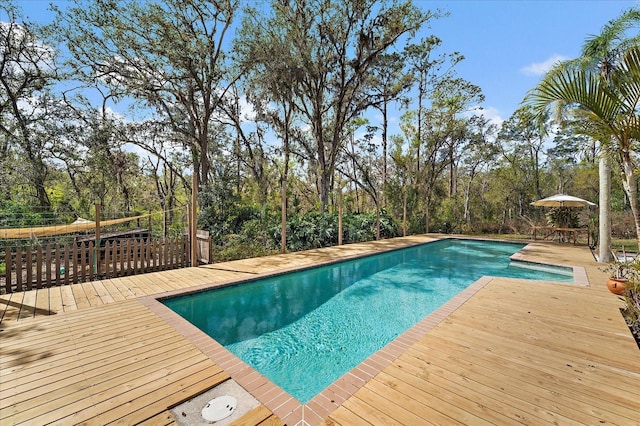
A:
[163,239,573,403]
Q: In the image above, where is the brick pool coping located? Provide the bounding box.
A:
[141,275,493,425]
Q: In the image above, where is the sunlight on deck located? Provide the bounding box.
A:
[1,236,638,425]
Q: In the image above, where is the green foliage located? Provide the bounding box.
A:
[605,257,640,345]
[207,209,400,262]
[0,201,74,227]
[545,207,580,228]
[277,212,337,251]
[623,275,640,345]
[212,234,278,262]
[198,170,253,244]
[237,0,433,211]
[270,211,400,253]
[3,0,639,262]
[210,215,279,262]
[433,196,464,233]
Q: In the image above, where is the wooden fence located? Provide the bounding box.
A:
[2,237,189,294]
[183,229,211,264]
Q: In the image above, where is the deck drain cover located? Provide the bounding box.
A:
[202,395,237,422]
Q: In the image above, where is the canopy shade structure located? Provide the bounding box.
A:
[531,194,597,208]
[0,214,151,239]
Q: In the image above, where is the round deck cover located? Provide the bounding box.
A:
[201,395,237,422]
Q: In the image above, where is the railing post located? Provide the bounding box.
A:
[45,244,52,288]
[15,247,22,291]
[26,246,33,290]
[5,248,12,293]
[36,245,43,289]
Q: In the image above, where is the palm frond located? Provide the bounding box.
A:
[526,66,618,121]
[582,7,640,58]
[612,46,640,110]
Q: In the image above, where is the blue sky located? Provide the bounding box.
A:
[426,0,637,124]
[11,0,638,127]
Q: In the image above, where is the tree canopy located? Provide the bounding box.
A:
[1,0,636,256]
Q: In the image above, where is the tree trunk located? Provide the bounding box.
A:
[424,190,431,234]
[319,169,332,213]
[280,105,293,253]
[621,154,640,251]
[338,188,343,245]
[449,143,455,198]
[403,189,407,237]
[198,136,209,188]
[376,201,381,240]
[417,76,423,173]
[599,155,612,263]
[281,176,287,253]
[464,173,474,225]
[382,101,388,189]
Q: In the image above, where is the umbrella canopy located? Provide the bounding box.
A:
[531,194,597,207]
[71,217,95,225]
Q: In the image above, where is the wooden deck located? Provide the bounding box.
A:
[1,235,639,425]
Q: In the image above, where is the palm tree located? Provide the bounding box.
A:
[527,45,640,257]
[528,8,640,262]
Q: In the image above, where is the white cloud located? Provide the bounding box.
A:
[237,94,257,122]
[475,106,504,129]
[520,54,569,76]
[463,106,504,130]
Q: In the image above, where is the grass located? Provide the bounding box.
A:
[612,238,638,254]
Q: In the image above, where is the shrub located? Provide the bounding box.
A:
[211,233,278,262]
[604,258,640,348]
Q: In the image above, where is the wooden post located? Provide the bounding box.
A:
[403,190,407,237]
[281,177,287,253]
[186,204,191,264]
[338,186,343,246]
[191,172,198,267]
[4,250,10,293]
[95,203,101,274]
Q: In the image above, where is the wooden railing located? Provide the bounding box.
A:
[2,237,189,294]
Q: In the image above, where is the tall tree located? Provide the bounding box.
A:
[51,0,240,189]
[238,0,431,212]
[219,85,270,204]
[459,115,499,226]
[498,106,548,202]
[235,8,306,252]
[366,52,413,189]
[430,77,484,198]
[0,3,57,207]
[404,36,462,175]
[397,106,449,233]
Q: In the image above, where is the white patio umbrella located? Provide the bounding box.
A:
[531,194,597,207]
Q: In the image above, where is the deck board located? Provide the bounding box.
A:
[0,291,21,322]
[229,405,283,426]
[17,290,36,320]
[59,284,77,311]
[47,284,63,314]
[1,236,638,425]
[0,299,230,425]
[34,288,49,317]
[326,267,640,426]
[419,334,640,421]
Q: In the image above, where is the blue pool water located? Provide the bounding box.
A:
[164,239,572,403]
